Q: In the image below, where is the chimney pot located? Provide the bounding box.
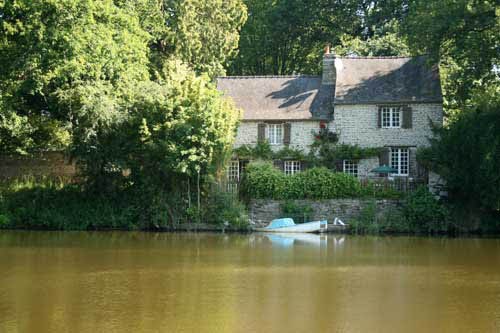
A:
[324,43,331,55]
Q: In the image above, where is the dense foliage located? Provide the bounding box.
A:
[239,161,399,200]
[0,177,249,230]
[138,0,247,77]
[74,63,240,192]
[0,0,247,228]
[403,0,499,109]
[419,87,500,214]
[230,0,410,75]
[233,141,306,161]
[309,129,381,169]
[350,188,450,234]
[0,0,246,156]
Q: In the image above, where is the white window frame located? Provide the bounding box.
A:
[284,160,301,175]
[227,160,240,181]
[343,160,358,178]
[267,123,283,145]
[381,106,402,128]
[390,148,409,176]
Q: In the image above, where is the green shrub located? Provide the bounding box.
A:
[291,168,362,199]
[349,201,380,234]
[0,214,9,227]
[239,161,287,200]
[240,162,364,200]
[0,178,185,230]
[403,186,450,233]
[202,191,248,228]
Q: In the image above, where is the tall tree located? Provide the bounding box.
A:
[420,85,500,217]
[0,0,151,154]
[229,0,410,75]
[403,0,499,109]
[133,0,247,78]
[229,0,363,75]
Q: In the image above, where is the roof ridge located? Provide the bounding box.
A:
[216,75,320,79]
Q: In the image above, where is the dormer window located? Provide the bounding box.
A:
[381,106,401,128]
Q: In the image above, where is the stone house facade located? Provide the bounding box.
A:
[217,50,443,183]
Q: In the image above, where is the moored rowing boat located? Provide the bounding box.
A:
[254,218,328,233]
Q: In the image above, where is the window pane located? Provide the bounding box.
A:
[390,148,409,176]
[227,160,239,181]
[400,148,409,175]
[392,107,401,127]
[382,107,391,127]
[390,148,399,173]
[343,160,358,177]
[268,124,283,145]
[284,160,301,175]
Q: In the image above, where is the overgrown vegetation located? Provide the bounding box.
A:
[0,0,248,230]
[240,161,400,201]
[0,177,249,230]
[309,129,381,169]
[234,134,381,170]
[233,141,307,161]
[350,188,450,235]
[419,87,500,216]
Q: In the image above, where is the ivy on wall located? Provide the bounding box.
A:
[233,141,306,161]
[233,129,381,170]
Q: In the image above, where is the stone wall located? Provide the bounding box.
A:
[0,152,76,180]
[331,103,443,148]
[234,120,320,153]
[249,199,401,226]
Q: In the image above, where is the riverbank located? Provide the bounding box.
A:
[1,178,498,235]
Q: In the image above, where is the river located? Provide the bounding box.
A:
[1,231,500,332]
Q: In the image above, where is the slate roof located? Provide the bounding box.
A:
[216,76,332,120]
[334,56,442,104]
[217,56,442,120]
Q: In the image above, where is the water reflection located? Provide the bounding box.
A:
[0,231,500,333]
[262,233,328,247]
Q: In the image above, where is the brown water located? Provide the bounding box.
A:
[1,231,500,333]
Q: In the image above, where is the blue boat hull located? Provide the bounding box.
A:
[255,219,328,233]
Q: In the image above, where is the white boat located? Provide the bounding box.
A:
[254,218,328,233]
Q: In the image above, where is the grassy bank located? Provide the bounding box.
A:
[1,177,498,234]
[0,178,248,231]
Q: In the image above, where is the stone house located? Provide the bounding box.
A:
[216,50,443,183]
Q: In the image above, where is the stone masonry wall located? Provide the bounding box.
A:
[331,103,443,148]
[249,199,401,227]
[0,152,77,180]
[234,120,320,153]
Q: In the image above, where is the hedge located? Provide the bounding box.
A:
[240,161,364,200]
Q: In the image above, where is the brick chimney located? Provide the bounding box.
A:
[322,44,336,85]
